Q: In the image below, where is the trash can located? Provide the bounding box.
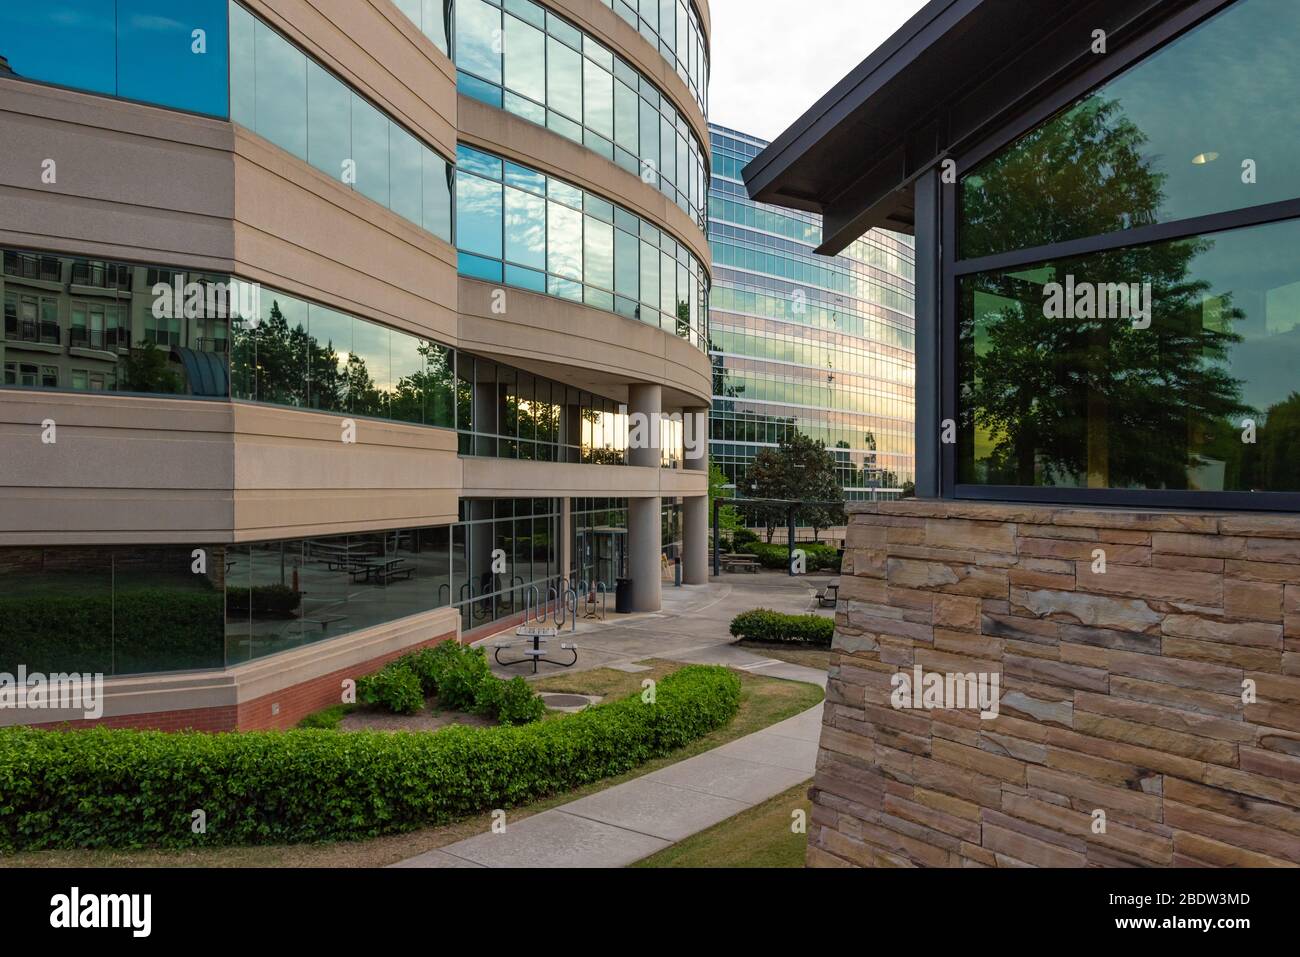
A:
[615,578,633,614]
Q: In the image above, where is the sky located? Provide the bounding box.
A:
[707,0,931,143]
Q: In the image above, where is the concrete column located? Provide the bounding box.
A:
[627,384,662,469]
[627,383,662,612]
[682,493,708,584]
[627,496,662,611]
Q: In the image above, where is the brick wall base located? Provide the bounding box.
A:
[809,500,1300,868]
[25,632,459,733]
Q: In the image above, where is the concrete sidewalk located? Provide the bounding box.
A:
[393,653,826,869]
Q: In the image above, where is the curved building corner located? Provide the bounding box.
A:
[0,0,711,730]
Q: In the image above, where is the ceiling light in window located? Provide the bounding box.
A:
[1191,151,1220,165]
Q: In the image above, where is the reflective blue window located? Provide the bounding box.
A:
[117,0,229,115]
[455,148,709,350]
[0,0,229,116]
[448,0,708,230]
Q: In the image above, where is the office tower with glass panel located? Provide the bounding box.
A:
[708,124,915,503]
[0,0,712,730]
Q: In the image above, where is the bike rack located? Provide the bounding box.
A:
[523,584,543,624]
[593,581,608,620]
[562,587,578,632]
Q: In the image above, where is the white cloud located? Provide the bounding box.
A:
[707,0,930,142]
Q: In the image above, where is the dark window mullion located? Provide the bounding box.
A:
[953,195,1300,276]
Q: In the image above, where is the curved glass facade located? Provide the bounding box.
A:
[708,125,916,500]
[0,0,231,116]
[2,245,681,468]
[0,246,460,426]
[601,0,707,115]
[453,0,707,230]
[455,144,709,350]
[0,498,561,675]
[229,2,454,243]
[0,3,455,243]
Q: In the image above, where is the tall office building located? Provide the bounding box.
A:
[0,0,712,730]
[708,124,915,506]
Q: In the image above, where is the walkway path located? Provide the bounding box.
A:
[395,577,829,868]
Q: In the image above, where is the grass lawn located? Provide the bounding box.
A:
[632,779,813,868]
[0,660,822,869]
[735,641,833,672]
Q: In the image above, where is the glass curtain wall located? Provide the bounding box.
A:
[600,0,708,115]
[452,0,707,229]
[455,352,629,463]
[708,125,917,499]
[456,144,709,350]
[0,246,458,428]
[391,0,453,55]
[0,3,455,246]
[228,2,454,243]
[456,498,561,632]
[0,501,560,677]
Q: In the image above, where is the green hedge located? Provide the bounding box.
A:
[748,542,843,572]
[730,609,834,646]
[0,665,740,851]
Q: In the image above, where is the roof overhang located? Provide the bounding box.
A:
[743,0,1196,254]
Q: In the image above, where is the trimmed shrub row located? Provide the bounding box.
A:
[730,609,835,646]
[0,665,742,850]
[356,641,546,726]
[748,542,843,572]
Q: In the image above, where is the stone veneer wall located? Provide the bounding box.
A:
[808,500,1300,868]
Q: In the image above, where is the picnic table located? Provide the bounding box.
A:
[492,625,579,675]
[349,557,413,585]
[721,553,760,573]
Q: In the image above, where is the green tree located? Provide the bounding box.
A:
[120,340,183,394]
[748,432,845,543]
[708,463,742,544]
[960,97,1249,489]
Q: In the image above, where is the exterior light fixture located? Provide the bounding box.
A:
[1192,151,1220,165]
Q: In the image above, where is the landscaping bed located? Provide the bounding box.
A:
[0,664,741,852]
[0,663,822,867]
